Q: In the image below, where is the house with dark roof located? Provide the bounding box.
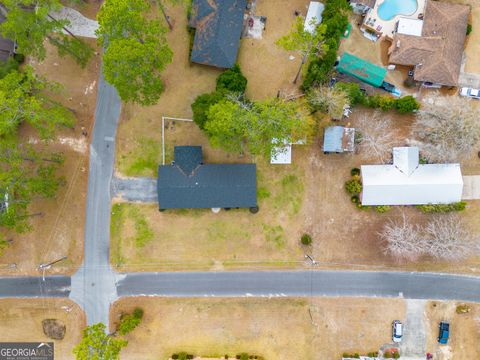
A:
[189,0,246,68]
[157,146,258,212]
[0,13,15,61]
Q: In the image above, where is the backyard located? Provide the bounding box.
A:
[110,296,405,360]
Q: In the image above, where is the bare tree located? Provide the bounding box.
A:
[412,94,480,162]
[422,214,479,261]
[379,212,424,261]
[380,213,480,261]
[307,87,349,120]
[356,112,398,163]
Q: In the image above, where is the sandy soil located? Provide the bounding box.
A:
[111,296,405,360]
[0,39,101,275]
[425,301,480,359]
[0,298,85,360]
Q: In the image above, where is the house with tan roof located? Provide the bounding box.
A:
[387,0,469,87]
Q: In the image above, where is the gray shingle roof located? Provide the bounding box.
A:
[190,0,246,68]
[157,146,257,209]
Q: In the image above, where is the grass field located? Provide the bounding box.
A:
[111,297,405,360]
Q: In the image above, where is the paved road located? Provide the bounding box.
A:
[111,176,157,202]
[69,73,121,328]
[0,276,70,297]
[117,271,480,302]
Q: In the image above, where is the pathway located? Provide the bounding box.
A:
[462,175,480,200]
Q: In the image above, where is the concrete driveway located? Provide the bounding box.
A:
[400,299,427,360]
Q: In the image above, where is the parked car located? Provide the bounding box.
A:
[438,321,450,344]
[460,87,480,99]
[392,320,403,343]
[381,81,402,97]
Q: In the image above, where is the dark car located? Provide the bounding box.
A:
[438,321,449,344]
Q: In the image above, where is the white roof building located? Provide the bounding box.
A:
[395,18,423,37]
[304,1,325,34]
[361,147,463,206]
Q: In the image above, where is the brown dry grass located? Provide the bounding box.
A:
[0,298,85,360]
[0,39,101,275]
[425,301,480,359]
[111,296,405,360]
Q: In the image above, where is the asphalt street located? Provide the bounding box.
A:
[69,73,121,328]
[0,276,70,297]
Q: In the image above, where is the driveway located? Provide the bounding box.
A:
[400,299,427,360]
[462,175,480,200]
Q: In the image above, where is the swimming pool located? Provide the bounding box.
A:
[377,0,418,21]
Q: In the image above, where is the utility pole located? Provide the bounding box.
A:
[39,256,67,281]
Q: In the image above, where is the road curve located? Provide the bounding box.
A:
[0,276,70,297]
[117,271,480,302]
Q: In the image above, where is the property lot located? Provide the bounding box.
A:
[0,298,85,360]
[425,301,480,359]
[0,39,101,275]
[110,296,405,360]
[112,107,480,273]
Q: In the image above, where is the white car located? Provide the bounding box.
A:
[392,320,403,343]
[460,87,480,99]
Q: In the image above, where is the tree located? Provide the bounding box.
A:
[205,98,314,158]
[380,213,479,261]
[276,16,327,83]
[394,95,419,114]
[307,86,349,119]
[97,0,173,105]
[216,64,247,93]
[0,0,93,67]
[0,140,65,233]
[356,113,398,163]
[73,323,128,360]
[116,308,144,335]
[412,94,480,162]
[191,91,225,129]
[0,68,75,139]
[334,82,365,106]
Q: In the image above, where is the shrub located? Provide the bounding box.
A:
[393,352,400,359]
[335,82,365,105]
[237,353,249,360]
[384,351,392,359]
[350,167,360,176]
[13,53,25,64]
[172,355,179,359]
[364,94,395,111]
[0,58,19,79]
[302,46,337,89]
[467,23,472,35]
[351,195,359,204]
[301,233,312,246]
[117,307,144,335]
[354,353,360,359]
[394,95,420,114]
[456,304,471,314]
[345,178,362,195]
[416,202,466,213]
[375,205,391,213]
[191,91,225,129]
[216,64,248,93]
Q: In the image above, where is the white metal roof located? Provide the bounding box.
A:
[396,17,423,37]
[304,2,325,34]
[361,147,463,205]
[271,139,292,164]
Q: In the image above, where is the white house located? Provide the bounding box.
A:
[361,147,463,206]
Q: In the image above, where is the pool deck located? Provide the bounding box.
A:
[362,0,426,40]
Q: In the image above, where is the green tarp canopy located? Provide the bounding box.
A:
[337,52,387,87]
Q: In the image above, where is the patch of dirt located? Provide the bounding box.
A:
[426,301,480,360]
[42,319,66,340]
[0,38,101,275]
[0,299,85,360]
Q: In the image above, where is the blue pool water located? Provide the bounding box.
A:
[377,0,418,21]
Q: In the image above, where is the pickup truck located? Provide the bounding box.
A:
[438,321,449,344]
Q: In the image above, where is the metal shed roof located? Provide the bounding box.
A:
[158,146,257,209]
[337,52,387,87]
[323,126,355,153]
[361,147,463,205]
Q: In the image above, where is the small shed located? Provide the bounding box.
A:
[271,139,292,164]
[337,52,387,87]
[323,126,355,153]
[304,2,325,34]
